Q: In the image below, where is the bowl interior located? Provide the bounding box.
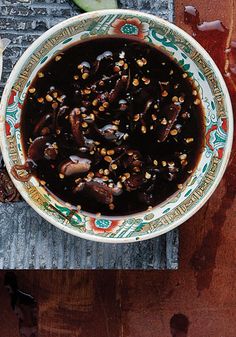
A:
[0,10,232,242]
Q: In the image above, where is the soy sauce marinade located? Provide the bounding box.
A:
[18,37,205,215]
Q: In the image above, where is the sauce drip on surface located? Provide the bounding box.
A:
[184,5,229,73]
[184,5,236,94]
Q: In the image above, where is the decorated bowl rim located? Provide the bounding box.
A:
[0,9,233,242]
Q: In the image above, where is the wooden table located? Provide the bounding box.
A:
[0,0,235,336]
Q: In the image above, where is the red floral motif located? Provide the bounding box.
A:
[5,122,10,136]
[206,118,227,159]
[217,148,223,159]
[221,117,227,132]
[108,18,149,39]
[206,124,217,151]
[88,218,121,234]
[8,90,17,105]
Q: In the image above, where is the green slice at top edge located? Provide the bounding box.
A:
[73,0,118,12]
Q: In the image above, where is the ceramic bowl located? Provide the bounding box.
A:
[0,10,233,242]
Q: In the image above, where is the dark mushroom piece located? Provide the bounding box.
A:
[124,173,145,192]
[28,136,50,161]
[11,136,50,181]
[69,108,85,147]
[140,99,154,132]
[33,113,51,136]
[73,177,123,205]
[156,102,182,142]
[98,124,124,143]
[59,156,91,176]
[93,51,113,74]
[85,180,113,204]
[74,179,114,205]
[118,99,128,111]
[141,99,154,117]
[44,143,58,160]
[55,105,69,130]
[108,74,129,103]
[83,138,96,151]
[123,150,143,170]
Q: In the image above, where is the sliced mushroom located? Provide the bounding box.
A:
[112,184,123,196]
[94,51,113,73]
[99,124,117,138]
[79,61,91,71]
[10,136,50,182]
[156,103,181,142]
[33,113,51,136]
[59,156,91,176]
[73,181,86,193]
[124,173,145,192]
[55,105,69,129]
[28,136,49,161]
[123,150,143,170]
[109,75,129,103]
[73,177,117,205]
[84,180,113,205]
[85,138,96,151]
[44,143,58,160]
[69,108,85,146]
[98,124,124,142]
[141,99,154,117]
[118,99,128,111]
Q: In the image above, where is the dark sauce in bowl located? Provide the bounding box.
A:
[17,37,205,215]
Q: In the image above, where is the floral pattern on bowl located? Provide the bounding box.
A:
[0,10,233,242]
[108,17,149,38]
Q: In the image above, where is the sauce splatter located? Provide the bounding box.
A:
[184,5,236,293]
[184,5,229,73]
